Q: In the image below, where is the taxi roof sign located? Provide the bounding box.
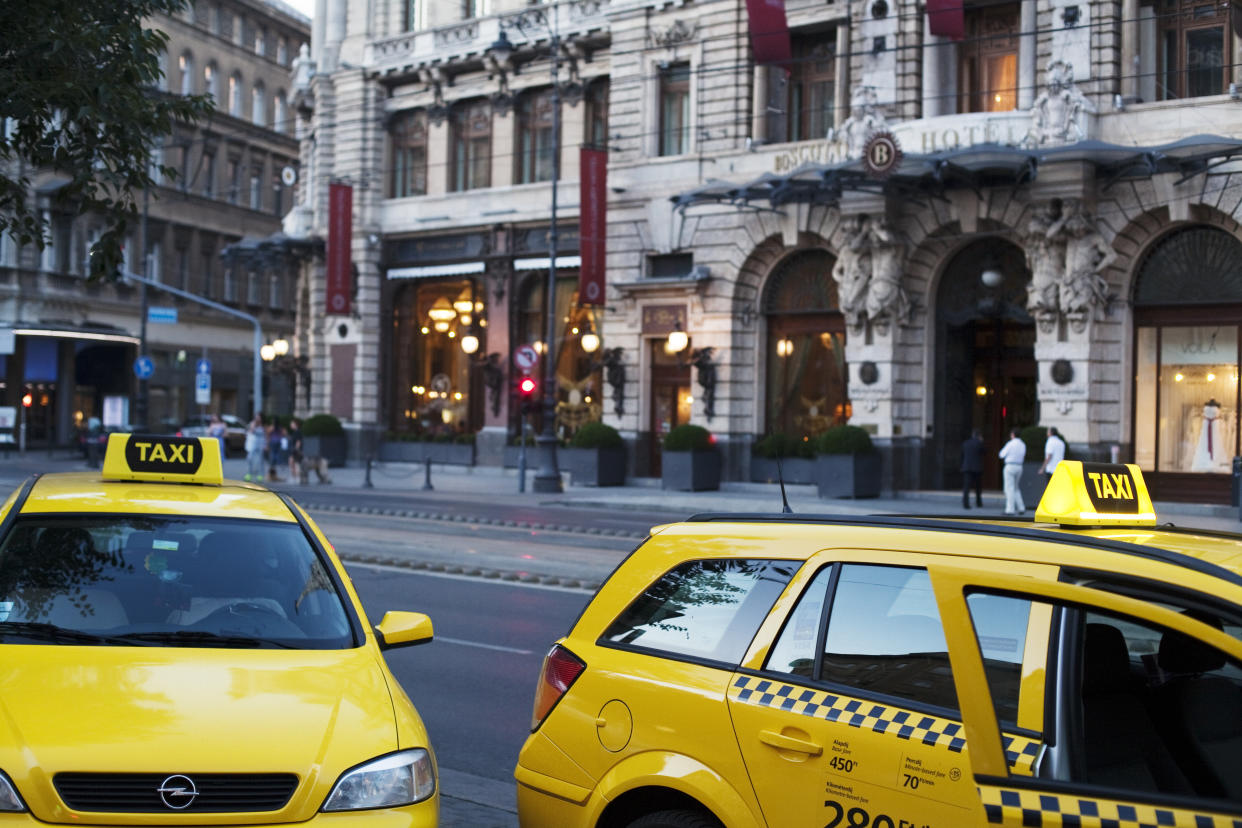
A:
[1034,460,1157,527]
[101,433,224,485]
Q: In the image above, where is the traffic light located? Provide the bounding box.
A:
[518,376,537,414]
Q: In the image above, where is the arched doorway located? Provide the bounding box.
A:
[933,237,1037,489]
[1132,225,1242,502]
[763,249,848,441]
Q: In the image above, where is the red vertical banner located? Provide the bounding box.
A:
[926,0,964,40]
[578,147,607,306]
[745,0,792,68]
[326,182,353,316]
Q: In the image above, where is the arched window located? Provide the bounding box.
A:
[764,249,848,439]
[274,90,289,134]
[204,62,219,101]
[251,82,266,126]
[1133,226,1242,487]
[450,99,491,192]
[229,72,244,117]
[179,52,194,96]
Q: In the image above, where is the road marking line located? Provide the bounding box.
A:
[435,636,533,655]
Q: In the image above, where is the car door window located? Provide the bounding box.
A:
[600,559,797,664]
[964,593,1033,727]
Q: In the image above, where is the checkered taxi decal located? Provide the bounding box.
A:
[731,675,1043,774]
[980,786,1242,827]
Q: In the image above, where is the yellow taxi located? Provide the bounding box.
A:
[516,461,1242,828]
[0,434,438,825]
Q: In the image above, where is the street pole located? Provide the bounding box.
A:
[136,187,150,428]
[533,6,564,494]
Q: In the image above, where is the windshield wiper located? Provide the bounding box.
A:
[114,630,298,649]
[0,621,144,646]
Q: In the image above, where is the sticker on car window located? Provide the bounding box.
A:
[153,539,179,551]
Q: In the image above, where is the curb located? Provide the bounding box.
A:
[298,500,648,540]
[340,551,602,591]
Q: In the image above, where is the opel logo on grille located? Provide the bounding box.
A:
[156,775,199,809]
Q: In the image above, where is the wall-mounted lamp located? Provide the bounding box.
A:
[667,322,689,354]
[581,328,600,354]
[980,267,1003,288]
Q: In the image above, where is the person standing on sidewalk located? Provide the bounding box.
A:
[1041,426,1067,479]
[287,419,303,483]
[960,429,984,509]
[244,414,265,481]
[999,428,1027,515]
[207,414,227,465]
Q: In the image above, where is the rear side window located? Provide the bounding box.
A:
[600,559,797,664]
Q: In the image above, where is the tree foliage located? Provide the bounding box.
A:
[0,0,212,279]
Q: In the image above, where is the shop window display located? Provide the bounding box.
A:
[518,274,602,439]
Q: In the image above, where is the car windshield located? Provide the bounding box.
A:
[0,516,355,649]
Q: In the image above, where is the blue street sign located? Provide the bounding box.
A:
[148,306,178,324]
[133,356,154,379]
[195,372,211,405]
[196,359,212,375]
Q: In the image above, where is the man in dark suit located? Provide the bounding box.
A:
[961,429,985,509]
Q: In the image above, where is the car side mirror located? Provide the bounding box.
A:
[374,611,433,651]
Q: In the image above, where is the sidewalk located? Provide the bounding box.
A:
[5,451,1240,533]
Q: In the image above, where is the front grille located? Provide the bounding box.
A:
[54,773,298,813]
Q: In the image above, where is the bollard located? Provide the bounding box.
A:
[422,456,434,491]
[363,456,374,489]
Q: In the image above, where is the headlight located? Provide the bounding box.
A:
[322,749,435,811]
[0,771,25,812]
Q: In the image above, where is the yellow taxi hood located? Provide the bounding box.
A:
[0,644,399,780]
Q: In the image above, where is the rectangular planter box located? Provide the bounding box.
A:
[815,453,881,498]
[302,435,347,468]
[1020,461,1049,507]
[751,456,815,485]
[378,441,476,466]
[662,450,722,491]
[561,446,627,487]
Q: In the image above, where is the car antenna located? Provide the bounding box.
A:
[776,455,793,514]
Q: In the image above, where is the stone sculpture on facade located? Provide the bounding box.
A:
[1026,60,1096,147]
[863,216,911,332]
[831,215,872,330]
[830,86,888,158]
[1023,201,1069,331]
[1059,200,1117,329]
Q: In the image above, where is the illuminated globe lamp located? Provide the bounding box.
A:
[460,332,480,355]
[980,267,1004,288]
[273,338,290,357]
[666,324,689,354]
[581,330,600,354]
[260,344,276,362]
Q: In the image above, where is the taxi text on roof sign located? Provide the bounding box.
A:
[1034,460,1157,526]
[101,433,224,485]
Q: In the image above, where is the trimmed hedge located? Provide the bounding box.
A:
[811,424,874,455]
[662,424,714,452]
[753,432,814,460]
[301,414,344,437]
[1019,425,1047,462]
[570,421,624,449]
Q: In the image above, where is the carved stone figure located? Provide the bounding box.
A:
[831,215,872,330]
[863,217,910,329]
[601,347,626,417]
[1059,200,1117,327]
[1023,201,1068,327]
[1026,61,1095,147]
[690,347,717,420]
[831,86,887,158]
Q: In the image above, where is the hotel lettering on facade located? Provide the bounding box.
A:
[295,0,1242,502]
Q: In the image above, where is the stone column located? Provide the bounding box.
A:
[1019,0,1038,109]
[490,107,513,191]
[921,19,944,117]
[752,65,769,142]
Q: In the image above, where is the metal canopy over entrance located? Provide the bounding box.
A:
[671,135,1242,211]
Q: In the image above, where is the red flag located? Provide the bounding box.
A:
[745,0,792,68]
[927,0,964,40]
[578,148,607,306]
[326,182,352,316]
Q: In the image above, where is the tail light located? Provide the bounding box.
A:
[531,644,585,731]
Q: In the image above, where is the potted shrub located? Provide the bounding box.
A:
[751,432,815,484]
[661,424,721,491]
[300,414,347,468]
[562,421,627,486]
[812,424,881,498]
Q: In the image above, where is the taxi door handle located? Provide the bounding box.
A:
[758,729,823,756]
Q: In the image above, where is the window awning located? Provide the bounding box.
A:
[514,256,582,271]
[671,134,1242,212]
[386,261,486,279]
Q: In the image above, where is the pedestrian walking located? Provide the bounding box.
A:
[999,428,1027,515]
[244,414,265,481]
[207,414,227,465]
[1041,426,1067,478]
[960,429,984,509]
[267,423,285,482]
[287,418,303,483]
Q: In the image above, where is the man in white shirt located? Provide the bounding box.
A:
[999,429,1027,515]
[1041,426,1067,477]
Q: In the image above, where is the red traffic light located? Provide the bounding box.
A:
[20,392,33,408]
[519,377,537,396]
